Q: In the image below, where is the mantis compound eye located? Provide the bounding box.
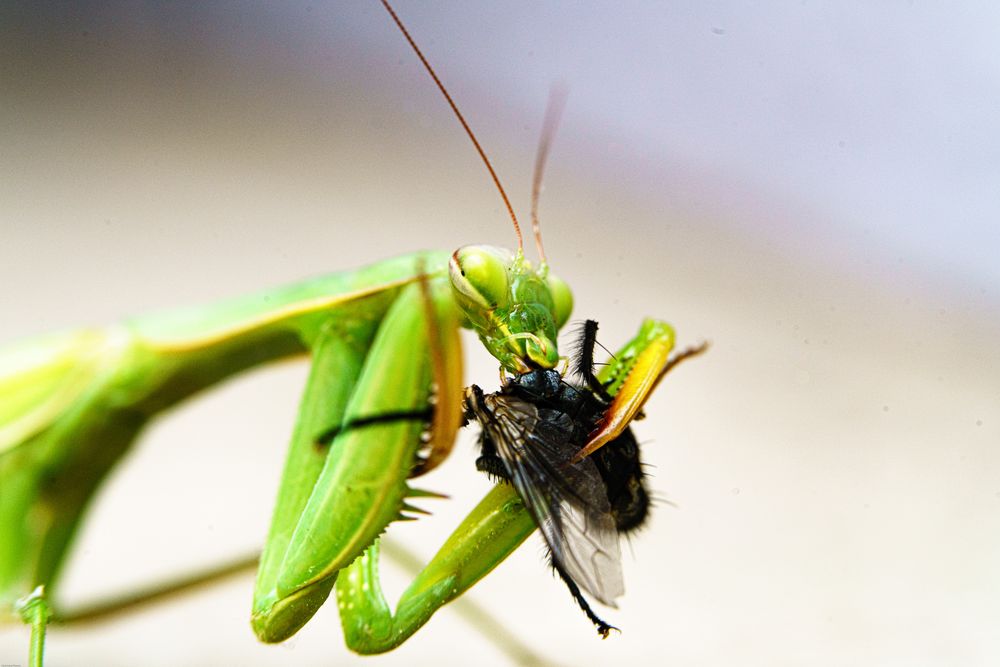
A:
[449,245,511,311]
[545,272,573,330]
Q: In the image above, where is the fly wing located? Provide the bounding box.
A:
[481,393,625,606]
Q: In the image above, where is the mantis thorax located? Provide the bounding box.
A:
[448,245,572,373]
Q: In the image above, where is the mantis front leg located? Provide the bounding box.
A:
[251,276,463,641]
[336,483,535,654]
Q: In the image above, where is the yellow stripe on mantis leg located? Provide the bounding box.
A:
[412,263,463,476]
[573,319,676,461]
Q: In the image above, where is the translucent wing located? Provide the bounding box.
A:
[480,392,625,606]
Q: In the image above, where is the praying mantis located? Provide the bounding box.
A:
[0,2,705,664]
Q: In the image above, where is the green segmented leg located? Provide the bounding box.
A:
[249,326,376,640]
[16,586,50,667]
[337,484,535,654]
[252,276,463,641]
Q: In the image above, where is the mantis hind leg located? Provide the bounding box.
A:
[15,586,50,667]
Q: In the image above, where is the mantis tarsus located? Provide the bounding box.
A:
[0,1,705,663]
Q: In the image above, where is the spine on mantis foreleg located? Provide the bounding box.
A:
[251,275,462,643]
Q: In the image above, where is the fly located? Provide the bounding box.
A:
[464,319,672,636]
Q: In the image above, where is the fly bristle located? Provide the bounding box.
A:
[569,319,612,400]
[647,492,678,510]
[475,455,509,483]
[570,320,599,381]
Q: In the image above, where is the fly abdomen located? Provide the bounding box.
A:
[591,429,650,533]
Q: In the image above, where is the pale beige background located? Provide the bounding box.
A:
[2,3,998,666]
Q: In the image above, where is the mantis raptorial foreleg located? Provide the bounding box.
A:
[252,275,463,641]
[336,484,533,653]
[247,330,371,640]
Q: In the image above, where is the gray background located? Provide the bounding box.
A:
[2,2,998,665]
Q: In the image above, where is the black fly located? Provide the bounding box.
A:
[463,320,649,637]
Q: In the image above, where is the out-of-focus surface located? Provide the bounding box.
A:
[2,2,998,665]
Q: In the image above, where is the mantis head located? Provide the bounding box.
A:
[449,245,572,373]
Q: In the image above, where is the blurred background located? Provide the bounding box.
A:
[2,2,998,665]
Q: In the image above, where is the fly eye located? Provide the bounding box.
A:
[449,245,511,310]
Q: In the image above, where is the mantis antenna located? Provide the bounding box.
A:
[379,0,525,253]
[530,85,569,268]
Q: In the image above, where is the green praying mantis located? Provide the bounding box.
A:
[0,2,706,664]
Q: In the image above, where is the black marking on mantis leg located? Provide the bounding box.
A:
[314,408,434,448]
